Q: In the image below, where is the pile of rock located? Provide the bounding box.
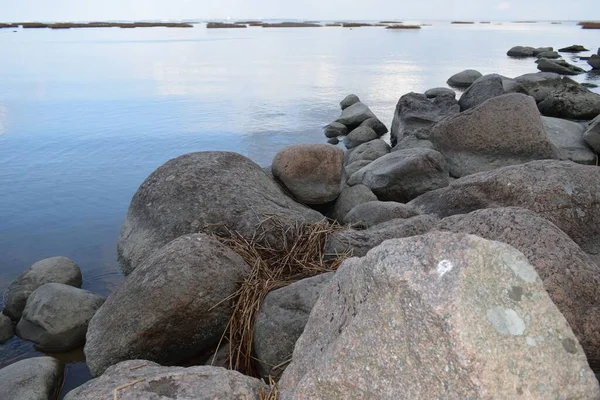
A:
[323,95,388,148]
[507,44,597,76]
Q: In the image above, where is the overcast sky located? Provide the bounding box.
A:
[1,0,598,22]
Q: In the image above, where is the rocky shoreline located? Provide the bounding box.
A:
[2,42,600,399]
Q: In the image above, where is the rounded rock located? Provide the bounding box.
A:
[447,69,483,88]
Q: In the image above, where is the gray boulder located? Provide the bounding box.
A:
[117,152,322,275]
[344,201,419,228]
[532,46,554,56]
[347,148,449,202]
[346,139,390,165]
[254,273,334,378]
[340,94,360,110]
[424,87,456,98]
[280,232,600,399]
[64,361,267,400]
[330,185,377,222]
[2,257,82,320]
[327,137,339,145]
[16,283,105,352]
[431,93,562,177]
[359,117,388,136]
[343,126,378,149]
[514,71,562,87]
[0,357,63,400]
[344,160,372,178]
[85,233,250,377]
[589,54,600,69]
[324,215,438,257]
[272,144,344,205]
[390,92,460,146]
[324,122,347,138]
[542,116,596,165]
[391,134,435,151]
[458,74,517,111]
[446,69,482,88]
[507,45,534,57]
[535,51,561,59]
[335,102,376,129]
[0,314,13,343]
[537,58,585,75]
[559,45,589,53]
[584,114,600,152]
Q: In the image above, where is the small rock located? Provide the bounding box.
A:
[346,139,390,165]
[254,273,334,378]
[446,69,483,88]
[507,45,534,57]
[0,314,14,343]
[2,257,82,321]
[535,51,561,59]
[335,102,377,129]
[344,201,420,228]
[0,357,64,400]
[558,44,589,53]
[272,144,344,205]
[588,54,600,69]
[327,137,339,145]
[16,283,105,352]
[330,185,377,222]
[343,126,378,149]
[542,116,595,165]
[583,114,600,153]
[532,46,554,56]
[324,122,348,138]
[424,87,456,98]
[64,361,267,400]
[537,58,585,75]
[340,94,360,110]
[359,117,388,136]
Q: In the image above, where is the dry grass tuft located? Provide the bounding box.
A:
[211,216,349,378]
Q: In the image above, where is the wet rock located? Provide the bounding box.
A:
[535,50,561,59]
[324,215,438,257]
[344,201,419,228]
[340,94,360,110]
[0,314,13,343]
[446,69,483,88]
[507,45,535,57]
[85,233,250,376]
[437,207,600,364]
[324,122,347,138]
[433,93,561,177]
[346,139,390,165]
[424,87,456,98]
[359,117,388,136]
[390,92,460,146]
[343,126,378,149]
[347,148,449,202]
[335,102,377,129]
[542,116,595,165]
[0,357,64,400]
[537,58,585,75]
[559,44,589,53]
[330,185,377,223]
[117,152,322,275]
[254,273,334,378]
[16,283,105,352]
[64,361,267,400]
[280,232,600,399]
[2,257,82,320]
[584,114,600,152]
[272,144,344,205]
[532,46,554,56]
[327,137,339,145]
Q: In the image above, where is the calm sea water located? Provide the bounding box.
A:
[0,21,598,395]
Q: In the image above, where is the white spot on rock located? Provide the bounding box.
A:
[526,337,537,346]
[487,307,526,336]
[436,260,453,278]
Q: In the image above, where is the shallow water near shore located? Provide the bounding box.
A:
[0,20,598,396]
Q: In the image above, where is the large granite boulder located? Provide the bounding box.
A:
[64,361,267,400]
[330,185,377,223]
[347,148,449,202]
[0,357,64,400]
[458,74,522,111]
[343,126,378,149]
[446,69,482,88]
[390,92,460,146]
[117,152,322,275]
[584,114,600,152]
[324,122,347,138]
[431,93,562,177]
[408,160,600,257]
[346,139,390,165]
[85,233,250,377]
[0,314,13,343]
[344,201,420,228]
[16,283,105,352]
[335,102,376,129]
[507,45,534,57]
[340,94,360,110]
[542,116,595,165]
[2,257,82,320]
[272,144,344,205]
[537,58,585,75]
[279,232,600,399]
[254,273,334,378]
[324,215,438,257]
[437,207,600,364]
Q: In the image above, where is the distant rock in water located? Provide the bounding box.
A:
[535,50,560,59]
[206,22,247,29]
[588,54,600,69]
[424,87,456,98]
[537,58,585,75]
[446,69,482,88]
[507,46,535,57]
[558,44,589,53]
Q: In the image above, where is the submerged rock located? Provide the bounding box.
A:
[272,144,344,205]
[344,201,419,228]
[559,44,589,53]
[446,69,482,88]
[432,93,562,177]
[280,232,600,399]
[117,152,322,275]
[64,361,267,400]
[542,116,595,165]
[507,45,534,57]
[0,357,64,400]
[2,257,82,321]
[86,233,250,376]
[0,314,13,343]
[254,273,334,378]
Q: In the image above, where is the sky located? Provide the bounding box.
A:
[0,0,598,22]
